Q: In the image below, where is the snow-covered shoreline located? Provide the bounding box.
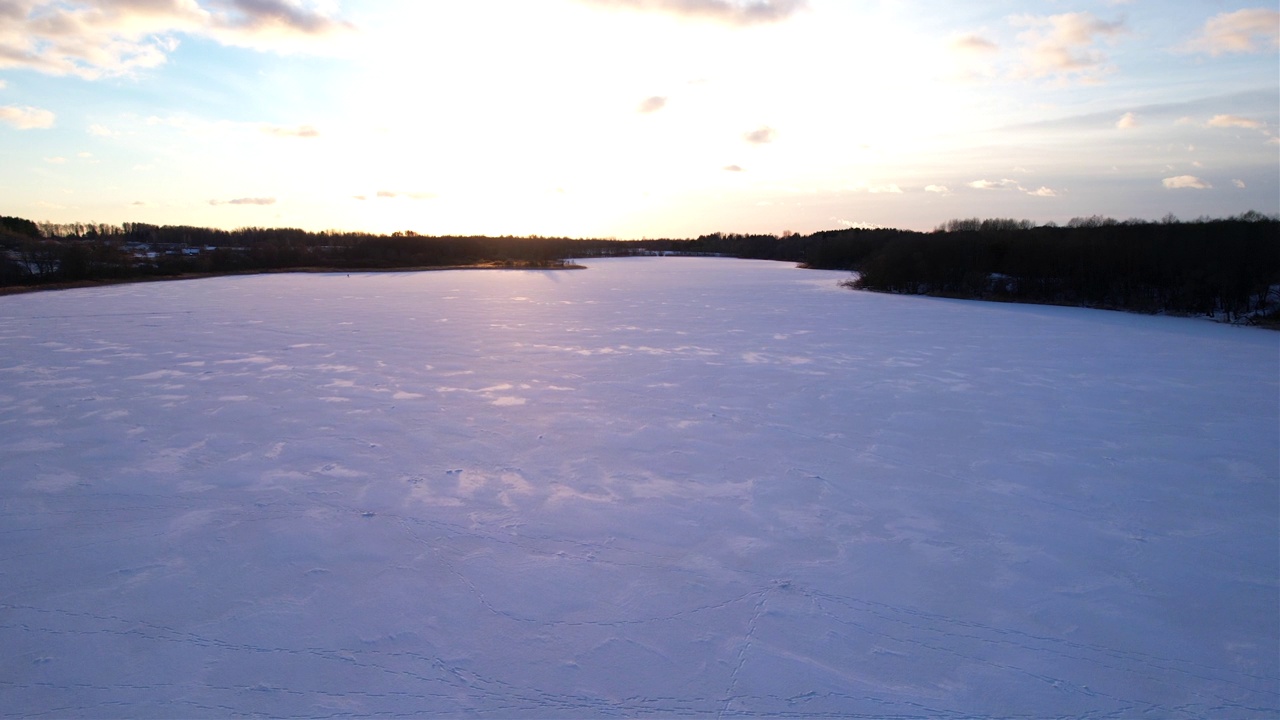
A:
[2,257,1276,717]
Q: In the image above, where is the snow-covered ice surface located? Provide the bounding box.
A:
[1,257,1276,718]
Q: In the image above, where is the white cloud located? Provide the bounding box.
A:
[0,104,55,129]
[43,156,67,163]
[375,190,435,200]
[723,164,744,172]
[924,185,951,195]
[0,0,352,80]
[1233,179,1246,189]
[210,196,277,205]
[967,178,1021,190]
[637,96,666,114]
[966,178,1057,197]
[951,34,998,53]
[744,126,776,144]
[88,123,117,136]
[580,0,807,26]
[1162,175,1212,190]
[1206,114,1264,129]
[867,184,902,194]
[835,218,883,230]
[1116,111,1138,129]
[262,124,320,138]
[0,79,6,90]
[1183,8,1279,56]
[946,32,1001,82]
[1011,12,1127,84]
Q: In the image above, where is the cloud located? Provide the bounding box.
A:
[1183,8,1279,56]
[946,33,1001,81]
[835,218,883,230]
[867,184,902,194]
[0,104,55,129]
[580,0,807,26]
[1011,12,1127,84]
[1116,111,1138,129]
[1162,175,1211,190]
[723,164,744,172]
[637,96,667,114]
[967,178,1057,196]
[1233,179,1246,189]
[210,196,277,205]
[743,126,775,144]
[924,184,951,195]
[262,123,320,138]
[967,178,1021,190]
[375,190,435,200]
[0,0,352,79]
[1206,114,1264,129]
[43,156,67,163]
[951,34,998,53]
[208,0,354,50]
[0,79,6,90]
[88,123,117,136]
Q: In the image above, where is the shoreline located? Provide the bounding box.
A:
[0,261,588,297]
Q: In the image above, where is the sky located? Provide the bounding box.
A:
[0,0,1277,238]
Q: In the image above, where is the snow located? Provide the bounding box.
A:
[1,257,1276,718]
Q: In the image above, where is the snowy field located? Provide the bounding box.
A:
[1,257,1277,718]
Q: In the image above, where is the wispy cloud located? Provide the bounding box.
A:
[1233,179,1247,189]
[580,0,807,26]
[946,32,1001,82]
[967,178,1021,190]
[723,164,745,172]
[637,96,667,114]
[0,105,55,129]
[375,190,436,200]
[0,0,352,80]
[952,34,998,53]
[1162,175,1212,190]
[1116,111,1138,129]
[1206,114,1264,129]
[866,184,902,194]
[743,126,776,144]
[968,178,1059,197]
[262,124,320,138]
[210,196,277,206]
[1183,8,1279,56]
[924,185,951,195]
[1011,12,1127,84]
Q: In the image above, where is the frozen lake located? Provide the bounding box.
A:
[1,257,1277,718]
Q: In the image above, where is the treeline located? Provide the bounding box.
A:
[842,213,1279,320]
[0,220,640,287]
[4,213,1278,321]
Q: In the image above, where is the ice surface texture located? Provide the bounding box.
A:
[1,257,1276,718]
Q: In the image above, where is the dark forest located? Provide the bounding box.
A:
[2,212,1276,323]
